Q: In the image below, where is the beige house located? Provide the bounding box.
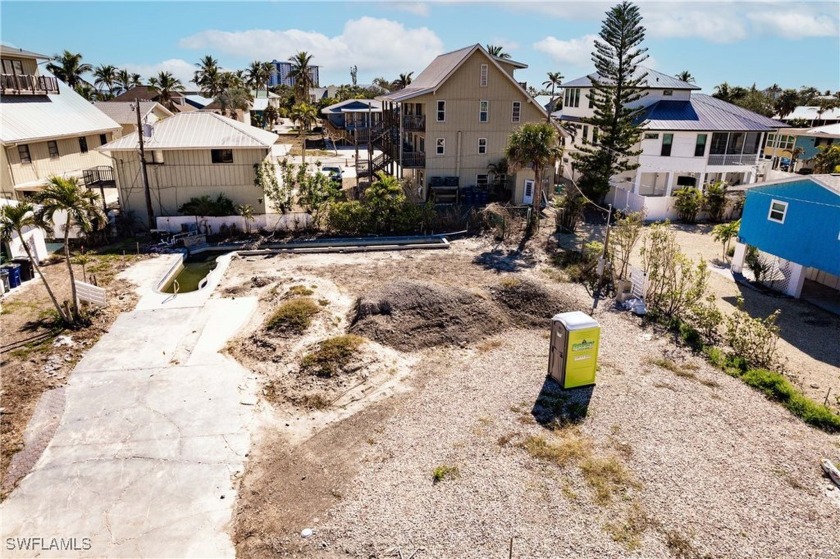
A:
[93,101,173,137]
[377,44,549,204]
[1,45,121,201]
[98,111,278,227]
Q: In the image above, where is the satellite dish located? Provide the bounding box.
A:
[143,124,153,138]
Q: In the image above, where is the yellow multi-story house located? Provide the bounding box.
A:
[377,44,551,205]
[0,45,121,202]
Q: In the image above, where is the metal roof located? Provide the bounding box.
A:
[0,45,50,59]
[729,174,840,197]
[804,123,840,136]
[0,73,121,144]
[635,94,786,131]
[321,99,382,115]
[562,66,700,90]
[92,101,173,125]
[780,106,840,121]
[98,111,278,151]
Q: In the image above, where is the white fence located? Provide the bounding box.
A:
[610,186,647,215]
[155,212,313,234]
[75,280,107,306]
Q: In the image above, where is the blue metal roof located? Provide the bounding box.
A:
[635,94,787,131]
[562,66,700,90]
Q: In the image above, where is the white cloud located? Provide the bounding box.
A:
[748,11,839,38]
[643,8,749,43]
[532,34,598,67]
[123,59,196,87]
[391,2,429,17]
[179,17,443,76]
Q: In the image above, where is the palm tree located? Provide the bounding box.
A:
[774,88,800,119]
[814,97,839,125]
[372,76,392,92]
[810,144,840,173]
[46,50,92,88]
[246,61,261,90]
[35,176,106,323]
[288,51,315,103]
[505,122,562,223]
[783,146,805,173]
[114,69,142,94]
[0,203,69,324]
[675,70,695,83]
[391,72,413,91]
[215,87,253,120]
[148,71,185,111]
[798,86,820,104]
[486,44,511,59]
[713,82,733,102]
[542,71,564,121]
[290,102,318,165]
[193,55,222,98]
[93,64,118,97]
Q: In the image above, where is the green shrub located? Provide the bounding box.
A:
[266,297,320,333]
[702,346,726,368]
[432,464,460,484]
[555,192,587,233]
[673,187,703,223]
[686,294,723,345]
[300,334,364,377]
[742,369,840,432]
[326,200,371,235]
[703,181,727,222]
[724,298,780,370]
[745,246,772,283]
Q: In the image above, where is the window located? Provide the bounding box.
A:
[480,64,488,87]
[587,90,594,108]
[695,134,707,157]
[663,90,673,96]
[17,144,31,164]
[564,88,581,108]
[79,137,88,153]
[479,100,489,122]
[99,134,108,145]
[644,133,660,140]
[768,200,788,223]
[436,138,445,155]
[478,138,487,154]
[661,133,673,156]
[511,101,521,123]
[476,174,489,188]
[436,100,446,122]
[592,128,599,145]
[3,60,24,74]
[211,149,233,163]
[48,140,59,159]
[582,125,589,145]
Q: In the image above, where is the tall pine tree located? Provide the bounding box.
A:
[573,1,648,201]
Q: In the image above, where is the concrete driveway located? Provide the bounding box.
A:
[1,254,260,557]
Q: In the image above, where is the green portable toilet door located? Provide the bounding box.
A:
[564,327,600,388]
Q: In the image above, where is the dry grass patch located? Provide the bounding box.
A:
[265,297,320,334]
[605,502,653,550]
[521,431,591,467]
[477,338,503,353]
[300,334,364,377]
[664,529,711,559]
[581,455,637,505]
[288,285,315,296]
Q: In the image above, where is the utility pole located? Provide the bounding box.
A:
[593,203,613,313]
[367,101,373,180]
[134,102,154,230]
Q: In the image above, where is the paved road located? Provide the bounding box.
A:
[1,255,260,558]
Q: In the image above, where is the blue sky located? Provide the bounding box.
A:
[2,1,838,95]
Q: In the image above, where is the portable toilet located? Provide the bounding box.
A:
[548,311,600,389]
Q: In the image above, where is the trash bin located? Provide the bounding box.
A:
[0,269,9,293]
[548,311,600,389]
[12,257,33,282]
[3,264,21,289]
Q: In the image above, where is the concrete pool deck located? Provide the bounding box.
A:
[1,253,261,558]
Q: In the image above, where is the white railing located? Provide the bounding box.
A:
[708,153,759,166]
[75,281,107,307]
[612,186,646,214]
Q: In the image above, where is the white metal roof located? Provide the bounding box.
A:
[91,101,173,126]
[780,106,840,121]
[0,45,50,59]
[805,123,840,137]
[730,174,840,196]
[0,72,121,144]
[98,111,278,151]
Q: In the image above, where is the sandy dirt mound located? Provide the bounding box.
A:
[489,277,580,327]
[350,280,509,351]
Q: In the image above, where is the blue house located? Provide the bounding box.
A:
[731,175,840,302]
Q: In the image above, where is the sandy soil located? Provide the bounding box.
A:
[223,234,840,558]
[0,254,146,496]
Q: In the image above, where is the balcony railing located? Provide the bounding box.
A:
[403,114,425,131]
[1,74,60,95]
[708,153,758,166]
[82,166,116,187]
[401,151,425,168]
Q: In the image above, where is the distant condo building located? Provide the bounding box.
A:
[268,60,319,88]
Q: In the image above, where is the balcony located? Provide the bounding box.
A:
[707,153,759,166]
[1,74,60,95]
[403,114,425,131]
[82,166,116,188]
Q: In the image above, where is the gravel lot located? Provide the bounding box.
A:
[223,237,840,558]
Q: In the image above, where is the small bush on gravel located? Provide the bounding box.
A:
[605,502,652,550]
[741,369,840,432]
[724,298,780,370]
[300,335,364,377]
[266,298,320,333]
[581,456,637,505]
[521,432,591,467]
[288,285,314,296]
[432,464,460,484]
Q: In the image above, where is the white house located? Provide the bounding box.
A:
[556,67,787,220]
